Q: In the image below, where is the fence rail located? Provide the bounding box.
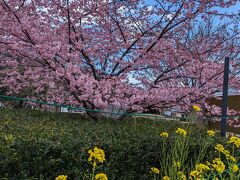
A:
[0,94,240,127]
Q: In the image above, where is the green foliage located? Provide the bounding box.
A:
[0,108,237,179]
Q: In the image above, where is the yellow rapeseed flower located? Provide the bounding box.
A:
[95,173,108,180]
[150,167,160,174]
[162,176,170,180]
[177,171,186,180]
[92,161,97,168]
[221,149,236,162]
[207,130,215,136]
[189,163,210,179]
[176,128,187,137]
[160,132,169,138]
[215,144,225,152]
[193,105,201,112]
[189,170,201,178]
[232,165,239,172]
[228,136,240,148]
[223,149,230,156]
[212,158,225,174]
[206,161,211,166]
[88,147,106,164]
[195,163,210,173]
[174,161,181,168]
[228,156,237,163]
[55,175,67,180]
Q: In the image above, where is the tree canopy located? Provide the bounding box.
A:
[0,0,239,120]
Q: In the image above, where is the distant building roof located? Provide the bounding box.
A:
[208,95,240,112]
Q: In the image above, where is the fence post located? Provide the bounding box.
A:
[221,57,230,137]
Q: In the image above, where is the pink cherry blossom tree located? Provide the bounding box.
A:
[0,0,239,120]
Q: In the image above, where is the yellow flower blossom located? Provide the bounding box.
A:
[95,173,108,180]
[88,147,106,164]
[174,161,181,168]
[207,130,215,136]
[228,136,240,148]
[193,105,201,112]
[176,128,187,137]
[93,161,97,168]
[150,167,160,174]
[160,132,169,138]
[228,156,237,163]
[212,158,225,174]
[215,144,225,152]
[177,171,186,180]
[221,149,236,162]
[206,161,211,166]
[189,163,210,179]
[55,175,67,180]
[189,170,201,178]
[223,149,230,156]
[162,176,170,180]
[195,163,210,173]
[232,165,239,172]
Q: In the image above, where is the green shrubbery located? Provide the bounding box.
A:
[0,108,239,179]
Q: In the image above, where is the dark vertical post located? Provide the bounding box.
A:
[221,57,230,137]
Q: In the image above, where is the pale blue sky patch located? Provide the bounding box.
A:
[145,0,240,14]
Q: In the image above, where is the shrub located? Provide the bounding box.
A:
[0,108,239,179]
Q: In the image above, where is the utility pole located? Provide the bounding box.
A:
[220,57,230,137]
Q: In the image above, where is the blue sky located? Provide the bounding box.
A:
[145,0,240,14]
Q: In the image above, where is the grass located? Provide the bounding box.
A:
[0,108,238,179]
